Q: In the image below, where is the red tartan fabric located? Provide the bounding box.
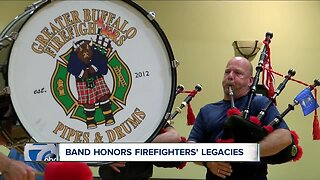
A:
[76,77,110,104]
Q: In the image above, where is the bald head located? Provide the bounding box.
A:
[226,56,253,76]
[222,56,253,100]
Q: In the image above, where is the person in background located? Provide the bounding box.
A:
[0,148,45,180]
[0,95,42,180]
[188,56,292,180]
[99,124,184,180]
[0,148,37,180]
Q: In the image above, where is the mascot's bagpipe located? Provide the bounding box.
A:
[218,32,320,164]
[153,84,202,169]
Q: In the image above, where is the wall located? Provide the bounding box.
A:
[137,1,320,180]
[0,1,319,179]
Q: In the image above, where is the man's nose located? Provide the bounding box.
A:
[227,72,234,80]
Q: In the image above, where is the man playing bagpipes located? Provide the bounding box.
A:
[188,56,292,180]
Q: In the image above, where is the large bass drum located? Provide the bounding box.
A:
[0,0,177,151]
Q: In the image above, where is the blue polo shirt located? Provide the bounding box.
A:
[189,94,289,180]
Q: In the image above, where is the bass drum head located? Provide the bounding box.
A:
[8,0,176,143]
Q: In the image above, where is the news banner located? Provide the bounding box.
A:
[24,143,259,162]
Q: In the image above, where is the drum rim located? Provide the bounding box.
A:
[0,1,47,38]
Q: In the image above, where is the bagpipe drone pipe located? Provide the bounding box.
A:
[153,84,202,169]
[217,32,320,164]
[169,84,202,124]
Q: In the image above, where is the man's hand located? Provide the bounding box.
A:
[3,159,36,180]
[206,162,232,179]
[152,126,180,143]
[109,162,126,173]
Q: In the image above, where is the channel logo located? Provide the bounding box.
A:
[24,143,58,162]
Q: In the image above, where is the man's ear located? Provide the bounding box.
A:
[248,76,254,87]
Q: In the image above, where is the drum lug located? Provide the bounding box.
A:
[171,59,180,68]
[147,11,156,20]
[0,32,18,50]
[25,0,49,12]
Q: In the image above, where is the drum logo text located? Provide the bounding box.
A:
[31,9,137,58]
[30,8,150,143]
